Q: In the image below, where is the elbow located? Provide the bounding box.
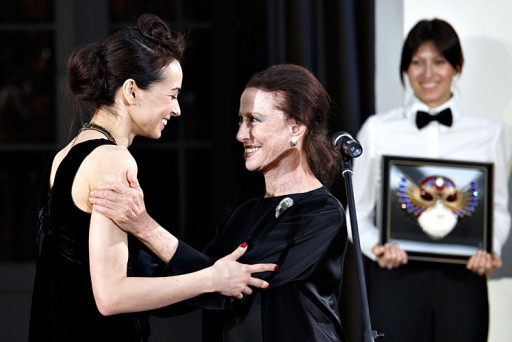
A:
[94,290,123,316]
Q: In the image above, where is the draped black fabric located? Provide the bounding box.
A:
[157,187,348,341]
[265,0,375,135]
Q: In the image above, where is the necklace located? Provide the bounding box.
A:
[78,122,117,144]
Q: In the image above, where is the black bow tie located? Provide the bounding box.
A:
[416,108,453,129]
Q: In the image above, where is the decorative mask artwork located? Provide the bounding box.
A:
[397,175,478,239]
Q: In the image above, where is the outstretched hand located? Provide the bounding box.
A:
[211,243,277,299]
[372,242,408,270]
[89,170,154,236]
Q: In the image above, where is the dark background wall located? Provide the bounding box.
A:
[0,0,375,340]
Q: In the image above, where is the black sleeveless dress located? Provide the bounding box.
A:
[29,140,150,342]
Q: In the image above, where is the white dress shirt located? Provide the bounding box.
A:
[349,94,511,260]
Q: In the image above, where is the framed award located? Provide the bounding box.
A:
[380,155,493,264]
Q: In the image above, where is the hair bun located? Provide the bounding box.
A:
[137,13,176,50]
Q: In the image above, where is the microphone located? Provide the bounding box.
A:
[331,131,363,158]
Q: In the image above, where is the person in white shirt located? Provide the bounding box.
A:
[350,18,510,342]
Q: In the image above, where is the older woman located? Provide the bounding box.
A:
[90,64,348,341]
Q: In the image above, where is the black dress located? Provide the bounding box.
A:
[28,140,150,342]
[159,187,348,342]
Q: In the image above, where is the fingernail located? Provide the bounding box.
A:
[240,242,247,248]
[274,265,279,271]
[265,284,270,289]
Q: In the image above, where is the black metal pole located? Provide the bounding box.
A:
[341,155,382,341]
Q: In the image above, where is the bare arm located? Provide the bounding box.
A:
[89,210,275,315]
[89,170,176,262]
[89,166,277,315]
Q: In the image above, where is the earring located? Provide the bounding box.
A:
[290,139,297,147]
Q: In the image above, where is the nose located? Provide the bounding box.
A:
[423,62,433,77]
[236,122,248,142]
[171,101,181,117]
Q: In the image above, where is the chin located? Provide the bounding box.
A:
[149,130,162,139]
[244,163,259,172]
[417,93,448,106]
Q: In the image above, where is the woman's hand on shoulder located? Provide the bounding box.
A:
[372,243,408,269]
[209,243,277,299]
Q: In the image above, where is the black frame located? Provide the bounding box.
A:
[380,155,493,264]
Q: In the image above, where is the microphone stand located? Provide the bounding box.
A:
[341,154,382,341]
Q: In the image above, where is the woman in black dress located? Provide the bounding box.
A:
[90,64,348,341]
[28,13,275,342]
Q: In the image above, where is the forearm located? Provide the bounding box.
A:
[90,212,208,315]
[95,268,216,315]
[135,220,178,263]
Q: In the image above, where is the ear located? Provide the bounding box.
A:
[290,121,306,138]
[122,79,138,104]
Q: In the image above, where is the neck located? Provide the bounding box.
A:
[88,110,132,147]
[263,167,321,197]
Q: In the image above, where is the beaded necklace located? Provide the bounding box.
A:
[77,122,117,144]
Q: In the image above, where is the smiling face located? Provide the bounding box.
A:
[407,41,459,108]
[236,87,297,172]
[132,59,183,139]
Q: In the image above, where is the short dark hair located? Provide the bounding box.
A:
[400,18,464,85]
[246,64,340,185]
[66,13,185,118]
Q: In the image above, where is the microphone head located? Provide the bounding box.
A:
[331,131,347,150]
[331,131,363,158]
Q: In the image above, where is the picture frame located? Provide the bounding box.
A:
[380,155,493,264]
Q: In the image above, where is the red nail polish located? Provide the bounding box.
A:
[240,242,247,248]
[274,265,279,271]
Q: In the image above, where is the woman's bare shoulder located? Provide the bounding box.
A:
[86,144,137,184]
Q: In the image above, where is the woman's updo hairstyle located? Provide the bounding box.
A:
[67,13,185,118]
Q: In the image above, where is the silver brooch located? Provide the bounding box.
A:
[275,197,294,218]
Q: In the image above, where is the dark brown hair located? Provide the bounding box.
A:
[246,64,341,185]
[400,18,464,84]
[67,13,185,118]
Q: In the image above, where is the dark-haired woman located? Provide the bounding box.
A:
[28,13,275,342]
[89,64,348,341]
[350,18,510,342]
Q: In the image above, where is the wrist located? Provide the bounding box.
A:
[202,266,216,293]
[135,222,179,263]
[136,216,160,241]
